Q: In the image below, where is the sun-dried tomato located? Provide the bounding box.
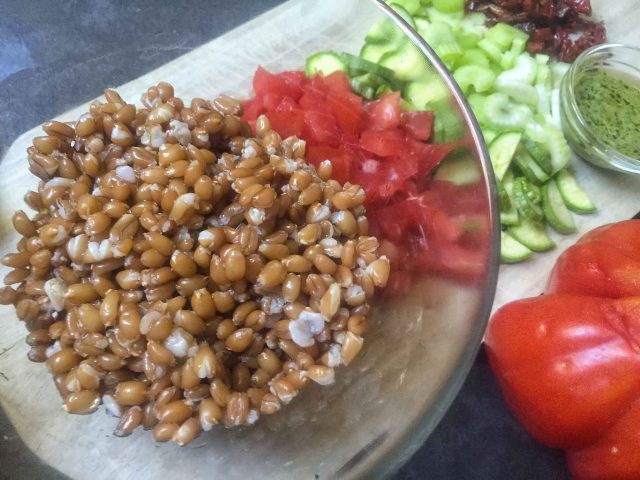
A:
[465,0,606,62]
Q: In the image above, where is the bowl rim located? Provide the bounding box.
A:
[354,1,501,478]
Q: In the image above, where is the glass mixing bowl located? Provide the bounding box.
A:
[0,0,499,478]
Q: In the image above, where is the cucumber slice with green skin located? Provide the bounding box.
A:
[365,19,400,44]
[379,42,429,81]
[387,0,422,15]
[508,218,555,252]
[513,149,550,185]
[500,171,519,225]
[555,169,596,214]
[350,76,377,100]
[500,205,520,226]
[496,178,511,210]
[341,53,397,83]
[434,151,481,186]
[305,52,347,77]
[501,231,533,263]
[512,176,544,222]
[542,180,576,234]
[360,42,398,64]
[403,78,449,110]
[545,126,572,174]
[488,131,522,180]
[523,138,552,174]
[388,3,417,28]
[414,16,431,37]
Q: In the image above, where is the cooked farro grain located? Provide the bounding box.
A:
[0,82,389,446]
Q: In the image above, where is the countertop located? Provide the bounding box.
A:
[0,1,569,479]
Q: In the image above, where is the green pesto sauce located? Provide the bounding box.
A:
[575,68,640,158]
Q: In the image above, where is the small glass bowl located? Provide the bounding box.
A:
[560,43,640,174]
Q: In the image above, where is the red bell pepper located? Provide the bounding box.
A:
[485,220,640,480]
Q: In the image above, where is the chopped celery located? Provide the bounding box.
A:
[458,48,490,68]
[484,93,532,131]
[433,0,464,13]
[477,38,504,64]
[426,7,464,25]
[467,93,488,124]
[454,65,496,94]
[495,79,538,106]
[485,23,528,51]
[498,54,537,84]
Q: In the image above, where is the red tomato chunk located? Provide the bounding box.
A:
[243,68,482,289]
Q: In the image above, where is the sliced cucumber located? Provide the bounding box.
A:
[542,179,576,234]
[403,77,449,110]
[555,169,596,214]
[523,137,552,174]
[513,149,550,185]
[341,53,397,83]
[501,231,533,263]
[365,19,400,44]
[350,75,377,100]
[360,42,397,64]
[433,150,481,186]
[388,3,418,28]
[512,176,543,222]
[414,16,431,37]
[508,218,555,252]
[305,52,347,77]
[496,178,511,210]
[545,126,572,174]
[488,131,522,180]
[379,42,429,81]
[387,0,422,15]
[500,205,519,226]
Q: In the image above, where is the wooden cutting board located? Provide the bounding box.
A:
[0,0,638,478]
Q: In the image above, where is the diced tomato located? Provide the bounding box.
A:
[243,67,479,292]
[262,92,284,111]
[279,70,305,91]
[410,141,455,176]
[303,110,340,147]
[363,92,402,130]
[275,96,297,112]
[242,96,264,122]
[401,111,434,141]
[253,66,302,100]
[266,109,305,138]
[306,145,351,183]
[299,90,327,111]
[326,91,362,135]
[360,129,408,157]
[322,71,351,93]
